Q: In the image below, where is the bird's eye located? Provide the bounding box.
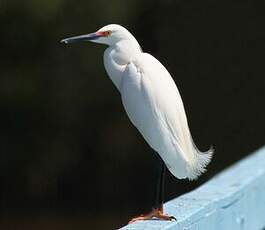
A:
[103,30,112,36]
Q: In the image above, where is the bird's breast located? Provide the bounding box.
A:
[103,47,126,91]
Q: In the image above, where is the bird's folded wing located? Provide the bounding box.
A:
[122,53,192,162]
[121,53,212,180]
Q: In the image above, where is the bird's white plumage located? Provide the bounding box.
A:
[95,24,212,180]
[120,53,213,179]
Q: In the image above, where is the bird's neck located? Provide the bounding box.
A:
[113,38,142,64]
[104,39,142,91]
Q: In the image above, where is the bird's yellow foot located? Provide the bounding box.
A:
[129,208,176,224]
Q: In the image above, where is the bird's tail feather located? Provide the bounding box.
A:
[187,146,214,180]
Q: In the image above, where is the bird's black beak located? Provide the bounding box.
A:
[60,32,100,44]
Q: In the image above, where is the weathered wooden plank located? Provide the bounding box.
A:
[120,147,265,230]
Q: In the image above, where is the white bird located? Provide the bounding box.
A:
[61,24,213,223]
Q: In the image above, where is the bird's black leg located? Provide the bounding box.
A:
[154,154,166,211]
[129,152,176,223]
[152,152,176,220]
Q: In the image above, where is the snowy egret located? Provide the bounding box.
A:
[61,24,213,223]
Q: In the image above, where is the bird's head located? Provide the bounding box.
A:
[61,24,132,46]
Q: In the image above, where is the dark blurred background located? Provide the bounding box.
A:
[1,0,265,229]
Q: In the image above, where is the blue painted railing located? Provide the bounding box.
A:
[120,147,265,230]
